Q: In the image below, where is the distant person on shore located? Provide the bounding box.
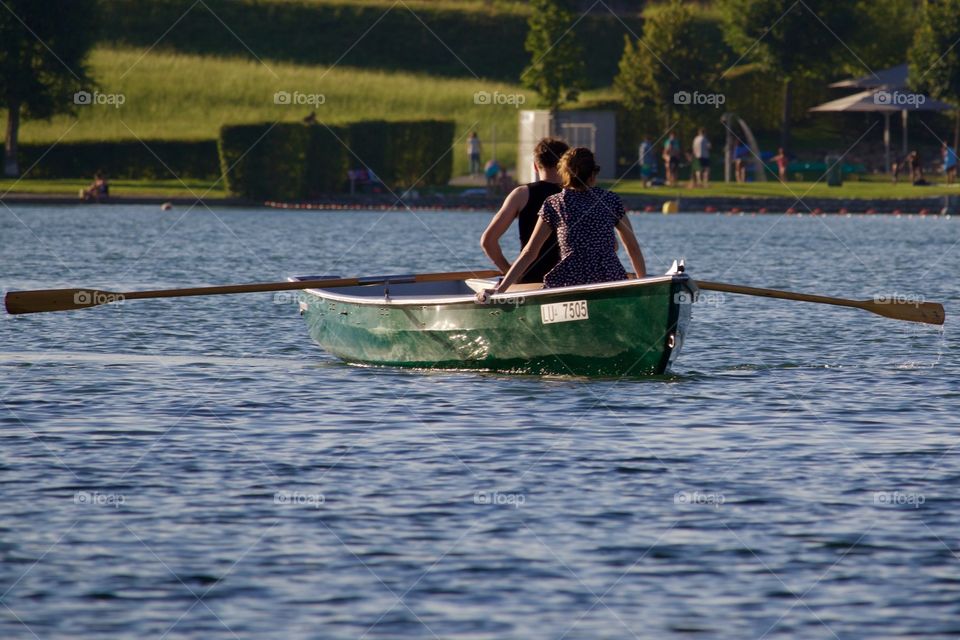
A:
[893,150,924,184]
[467,132,482,176]
[478,147,646,299]
[734,143,749,183]
[663,132,681,186]
[484,158,500,194]
[638,135,657,187]
[480,137,569,284]
[772,147,788,182]
[691,128,711,188]
[80,170,109,202]
[943,142,957,184]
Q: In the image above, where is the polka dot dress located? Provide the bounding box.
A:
[538,187,628,288]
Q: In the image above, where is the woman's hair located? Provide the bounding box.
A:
[533,137,570,169]
[558,147,599,190]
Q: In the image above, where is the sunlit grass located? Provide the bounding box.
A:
[19,47,549,174]
[609,178,960,200]
[0,178,225,198]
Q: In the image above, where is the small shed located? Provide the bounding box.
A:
[516,110,616,184]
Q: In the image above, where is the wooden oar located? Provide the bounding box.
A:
[4,269,501,315]
[697,280,945,325]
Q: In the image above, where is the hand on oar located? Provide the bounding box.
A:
[4,269,501,315]
[696,280,945,325]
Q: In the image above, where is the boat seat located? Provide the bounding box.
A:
[464,278,544,294]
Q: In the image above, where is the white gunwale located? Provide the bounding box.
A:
[289,274,684,307]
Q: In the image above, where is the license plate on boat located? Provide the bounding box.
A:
[540,300,588,324]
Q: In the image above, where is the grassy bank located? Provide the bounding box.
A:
[0,178,226,198]
[3,176,956,203]
[609,179,960,200]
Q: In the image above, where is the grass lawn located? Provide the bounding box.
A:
[608,178,960,200]
[0,178,226,198]
[18,47,555,176]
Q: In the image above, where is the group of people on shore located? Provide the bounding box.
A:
[639,129,715,188]
[892,143,957,185]
[477,137,646,300]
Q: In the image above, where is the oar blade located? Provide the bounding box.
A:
[866,299,945,325]
[4,289,122,315]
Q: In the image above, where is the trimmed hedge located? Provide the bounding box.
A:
[17,140,219,179]
[219,120,455,200]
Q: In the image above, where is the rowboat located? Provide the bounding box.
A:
[7,262,942,369]
[291,263,696,376]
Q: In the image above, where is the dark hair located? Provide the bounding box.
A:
[558,147,599,190]
[533,137,570,169]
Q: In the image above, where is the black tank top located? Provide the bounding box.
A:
[517,181,562,283]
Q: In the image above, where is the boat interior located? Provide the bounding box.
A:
[290,261,686,301]
[289,276,498,298]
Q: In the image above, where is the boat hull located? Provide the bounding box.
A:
[297,274,694,377]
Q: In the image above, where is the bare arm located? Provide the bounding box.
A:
[493,217,552,293]
[615,215,646,278]
[480,186,528,273]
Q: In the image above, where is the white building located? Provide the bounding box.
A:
[516,110,617,184]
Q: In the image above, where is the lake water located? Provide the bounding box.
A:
[1,205,957,639]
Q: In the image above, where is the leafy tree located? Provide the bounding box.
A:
[847,0,920,73]
[909,0,960,149]
[521,0,585,112]
[718,0,857,151]
[1,1,96,176]
[615,1,731,132]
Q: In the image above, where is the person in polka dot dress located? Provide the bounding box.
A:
[480,147,646,299]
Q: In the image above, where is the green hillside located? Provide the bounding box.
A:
[95,0,642,84]
[22,47,610,175]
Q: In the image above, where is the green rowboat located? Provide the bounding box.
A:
[292,267,695,376]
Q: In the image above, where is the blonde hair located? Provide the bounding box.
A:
[558,147,599,190]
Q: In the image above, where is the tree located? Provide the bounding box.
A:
[1,1,96,177]
[847,0,919,73]
[521,0,585,113]
[718,0,857,151]
[909,0,960,150]
[615,1,731,132]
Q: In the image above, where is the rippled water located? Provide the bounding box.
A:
[1,205,957,639]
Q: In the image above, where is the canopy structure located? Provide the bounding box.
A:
[828,64,908,90]
[810,80,957,172]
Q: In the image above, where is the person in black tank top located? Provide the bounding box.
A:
[481,137,569,285]
[516,180,562,283]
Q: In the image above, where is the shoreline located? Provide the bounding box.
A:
[2,192,957,214]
